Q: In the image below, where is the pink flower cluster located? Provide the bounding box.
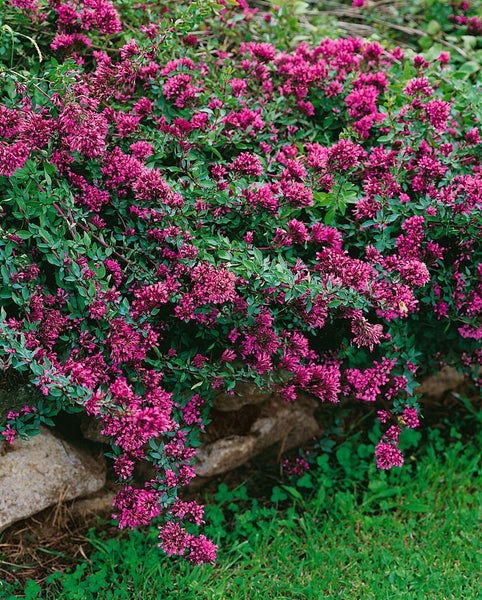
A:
[375,406,421,468]
[282,457,310,477]
[158,522,217,565]
[2,0,481,562]
[47,0,122,50]
[345,358,398,403]
[175,263,237,322]
[113,484,161,528]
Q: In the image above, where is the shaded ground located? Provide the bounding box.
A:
[1,383,479,590]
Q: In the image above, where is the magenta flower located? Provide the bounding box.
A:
[425,99,451,130]
[113,486,161,529]
[230,152,263,177]
[402,407,420,428]
[375,441,404,469]
[351,317,384,351]
[0,141,29,176]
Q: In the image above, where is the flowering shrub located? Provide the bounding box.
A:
[0,0,481,562]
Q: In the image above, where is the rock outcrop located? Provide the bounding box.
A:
[195,393,321,477]
[0,427,106,532]
[2,366,471,528]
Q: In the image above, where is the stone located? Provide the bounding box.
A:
[194,394,321,477]
[70,490,115,519]
[0,427,106,532]
[417,366,466,399]
[80,415,109,443]
[212,382,273,412]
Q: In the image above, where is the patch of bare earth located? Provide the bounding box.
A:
[1,382,480,589]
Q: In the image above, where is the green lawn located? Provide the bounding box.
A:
[6,428,479,600]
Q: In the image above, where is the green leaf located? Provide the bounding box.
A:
[13,230,33,239]
[23,579,42,599]
[270,486,288,502]
[282,485,303,501]
[402,502,430,513]
[457,61,480,76]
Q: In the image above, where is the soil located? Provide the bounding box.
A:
[0,383,480,590]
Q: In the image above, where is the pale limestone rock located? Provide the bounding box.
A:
[417,366,466,398]
[212,382,273,411]
[0,427,106,531]
[195,394,321,477]
[80,415,109,443]
[70,490,115,518]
